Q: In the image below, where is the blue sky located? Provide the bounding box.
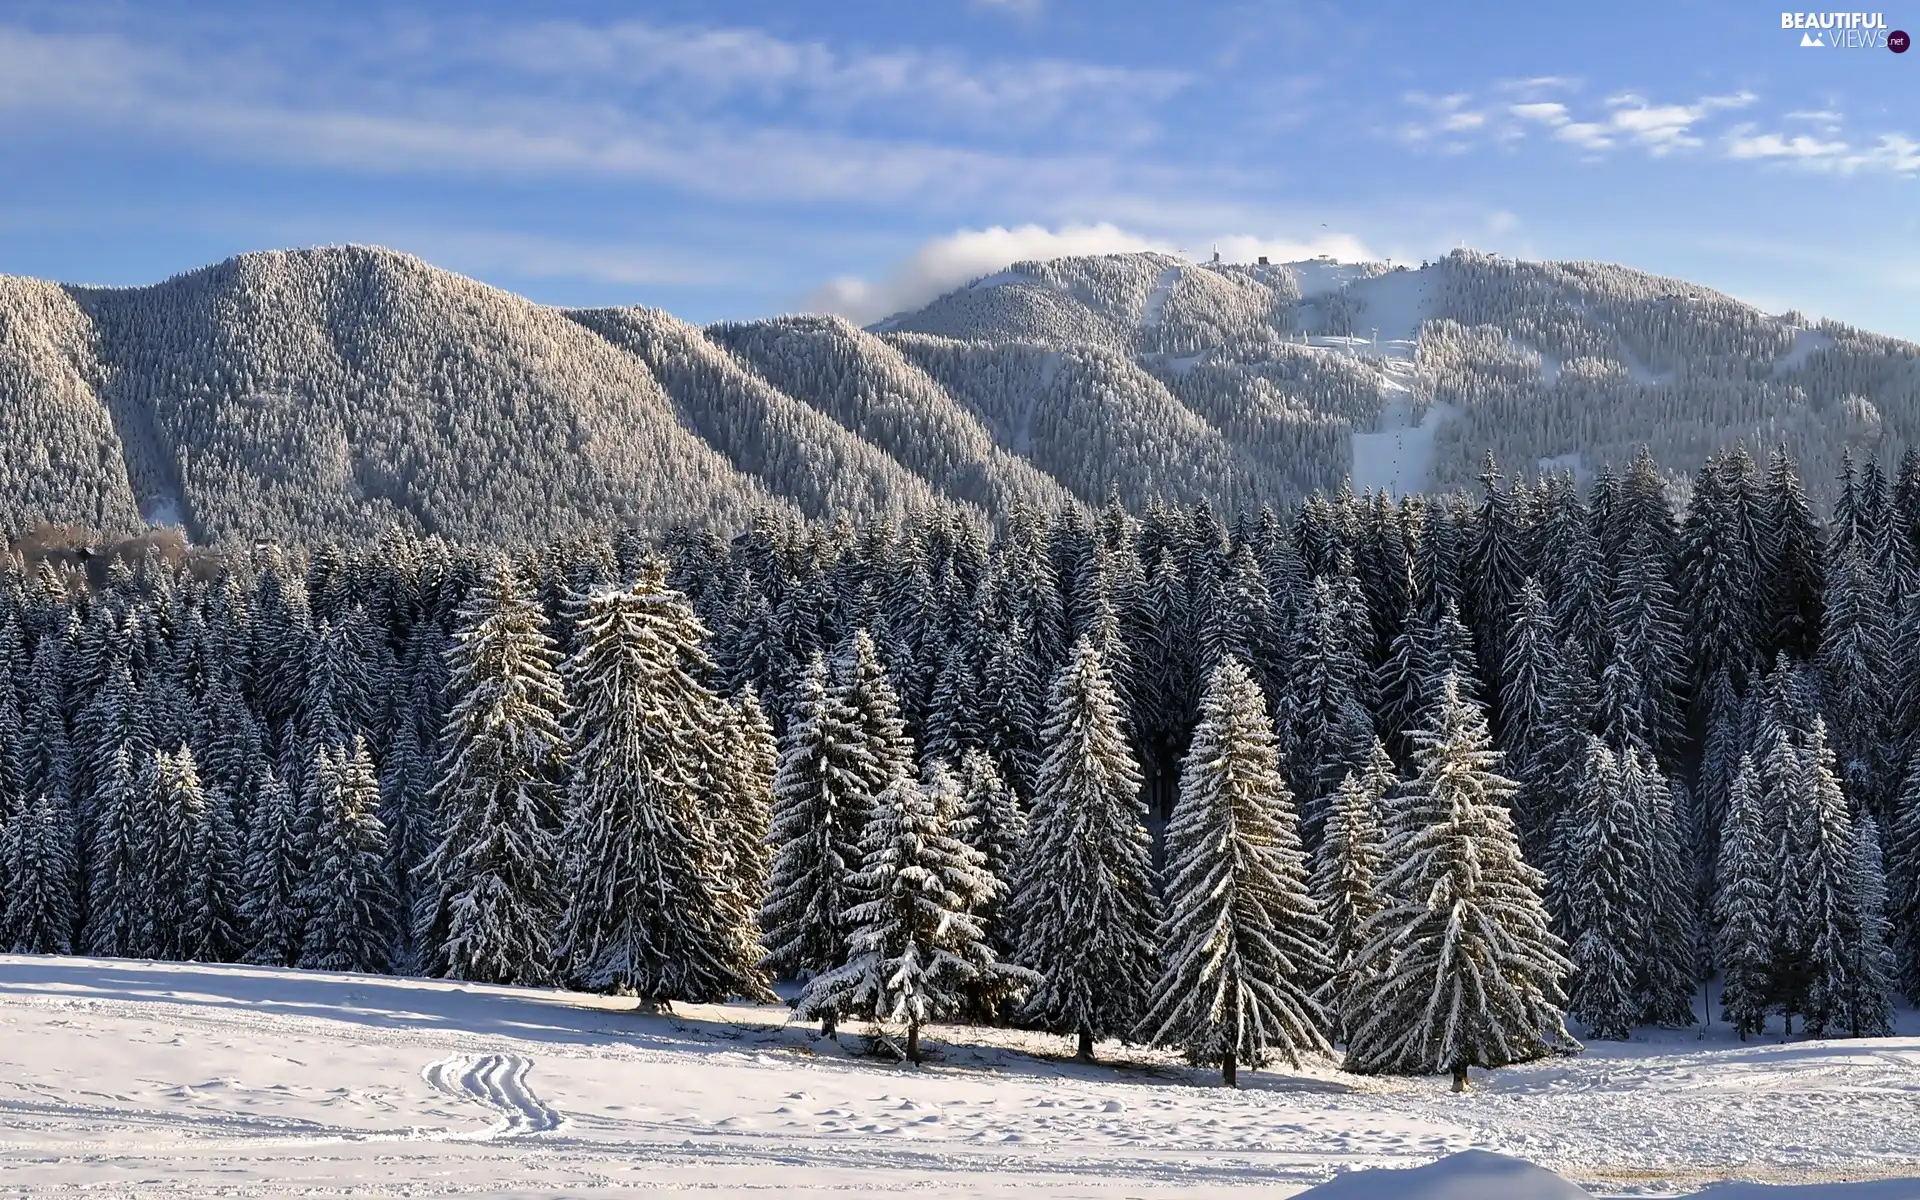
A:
[1,0,1916,336]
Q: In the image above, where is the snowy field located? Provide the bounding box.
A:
[5,957,1920,1197]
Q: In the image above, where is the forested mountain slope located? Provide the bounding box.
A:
[0,245,1913,545]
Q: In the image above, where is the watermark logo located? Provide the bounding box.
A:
[1781,11,1899,47]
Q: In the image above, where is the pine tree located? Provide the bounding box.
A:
[1312,749,1389,1044]
[1011,639,1159,1060]
[416,558,568,985]
[798,768,1031,1062]
[1141,658,1331,1085]
[1345,673,1576,1090]
[558,571,768,1005]
[3,792,76,954]
[241,768,307,967]
[297,740,394,974]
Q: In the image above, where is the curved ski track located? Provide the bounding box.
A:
[423,1053,566,1138]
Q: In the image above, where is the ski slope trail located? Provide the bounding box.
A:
[424,1052,566,1137]
[5,956,1920,1197]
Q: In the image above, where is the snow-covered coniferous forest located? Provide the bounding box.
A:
[2,441,1917,1083]
[5,247,1920,1195]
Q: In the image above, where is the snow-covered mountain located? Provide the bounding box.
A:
[0,245,1912,544]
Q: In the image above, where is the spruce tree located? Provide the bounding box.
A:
[1565,739,1639,1040]
[416,559,568,985]
[761,655,879,1003]
[182,787,243,963]
[82,745,143,957]
[1345,673,1576,1090]
[1715,756,1775,1038]
[956,747,1024,959]
[1141,658,1331,1085]
[1795,722,1883,1037]
[1630,749,1699,1027]
[798,768,1030,1062]
[1312,750,1389,1044]
[558,572,768,1004]
[3,792,76,954]
[1850,813,1897,1038]
[139,746,209,961]
[241,768,307,967]
[1011,638,1160,1061]
[1889,753,1920,1002]
[297,740,394,974]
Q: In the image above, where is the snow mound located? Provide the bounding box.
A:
[1298,1150,1593,1199]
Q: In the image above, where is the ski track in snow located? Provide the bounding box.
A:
[5,957,1920,1197]
[424,1052,566,1137]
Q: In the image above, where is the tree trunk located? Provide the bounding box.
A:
[1222,1049,1238,1088]
[906,1020,921,1064]
[1451,1062,1470,1093]
[1076,1029,1095,1063]
[821,1011,837,1040]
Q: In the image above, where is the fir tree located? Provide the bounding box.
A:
[1345,673,1576,1090]
[1141,658,1331,1085]
[416,558,568,985]
[1011,639,1160,1060]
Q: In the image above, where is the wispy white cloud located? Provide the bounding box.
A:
[463,18,1185,131]
[1603,90,1756,155]
[0,22,1154,206]
[1725,127,1920,175]
[1399,84,1915,177]
[803,222,1373,324]
[1395,92,1492,151]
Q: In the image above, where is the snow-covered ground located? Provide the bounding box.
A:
[1773,327,1837,377]
[5,957,1920,1198]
